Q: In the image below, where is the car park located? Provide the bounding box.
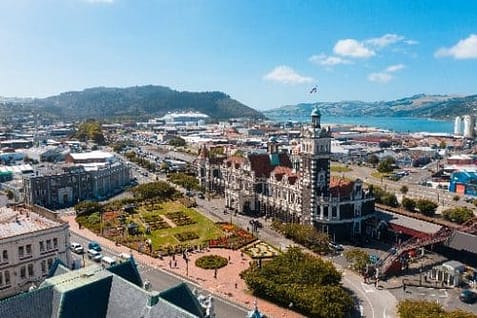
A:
[70,242,84,254]
[88,241,102,252]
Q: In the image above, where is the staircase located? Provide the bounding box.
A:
[377,226,453,278]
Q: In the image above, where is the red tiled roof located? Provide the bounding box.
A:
[329,176,354,197]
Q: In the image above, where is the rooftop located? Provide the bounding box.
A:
[0,206,62,239]
[68,151,114,161]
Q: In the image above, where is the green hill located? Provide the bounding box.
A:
[27,85,264,121]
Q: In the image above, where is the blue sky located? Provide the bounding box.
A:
[1,0,477,110]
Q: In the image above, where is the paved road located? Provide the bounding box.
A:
[70,232,249,318]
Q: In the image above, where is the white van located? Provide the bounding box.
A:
[101,256,117,267]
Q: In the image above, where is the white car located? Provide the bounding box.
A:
[70,242,84,254]
[87,249,103,262]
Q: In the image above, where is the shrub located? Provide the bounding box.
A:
[453,195,461,201]
[442,207,474,224]
[195,255,228,269]
[416,199,438,217]
[401,197,416,211]
[174,231,199,242]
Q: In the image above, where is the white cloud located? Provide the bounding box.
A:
[308,54,352,66]
[435,34,477,59]
[366,34,404,48]
[385,64,405,72]
[263,65,313,85]
[368,72,393,83]
[405,40,419,45]
[333,39,375,58]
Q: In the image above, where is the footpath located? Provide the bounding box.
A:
[63,215,304,318]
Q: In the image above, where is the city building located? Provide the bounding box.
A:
[197,108,375,240]
[159,112,210,126]
[454,116,463,136]
[65,150,115,164]
[0,257,215,318]
[0,204,71,299]
[463,115,476,139]
[23,162,131,209]
[449,170,477,196]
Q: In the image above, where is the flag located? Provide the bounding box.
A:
[309,86,318,94]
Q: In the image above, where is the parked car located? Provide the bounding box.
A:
[460,289,477,304]
[87,249,103,262]
[329,242,344,252]
[70,242,84,254]
[88,241,102,252]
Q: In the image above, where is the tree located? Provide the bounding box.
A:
[344,248,370,273]
[453,195,461,201]
[401,197,416,211]
[241,247,353,318]
[416,199,438,217]
[397,299,477,318]
[6,190,14,200]
[377,157,395,173]
[367,154,379,167]
[442,207,474,224]
[382,193,399,207]
[168,137,186,147]
[400,185,409,195]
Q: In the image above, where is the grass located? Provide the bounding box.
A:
[133,201,223,250]
[330,165,352,173]
[370,171,390,179]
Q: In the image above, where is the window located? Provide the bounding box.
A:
[41,261,46,274]
[20,266,26,279]
[18,246,24,258]
[2,250,7,262]
[0,272,3,286]
[53,238,58,249]
[5,271,10,285]
[26,244,32,256]
[27,264,34,277]
[47,258,53,269]
[46,240,52,250]
[39,241,44,252]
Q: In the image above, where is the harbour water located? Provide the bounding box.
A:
[268,114,454,134]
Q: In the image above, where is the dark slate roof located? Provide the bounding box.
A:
[159,283,205,318]
[58,275,113,318]
[0,285,54,318]
[447,231,477,254]
[48,259,70,278]
[107,257,143,287]
[248,153,292,178]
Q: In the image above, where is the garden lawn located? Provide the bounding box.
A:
[135,201,223,250]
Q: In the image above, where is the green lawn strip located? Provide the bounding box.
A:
[330,165,352,173]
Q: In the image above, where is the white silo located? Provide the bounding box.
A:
[463,115,476,138]
[454,116,463,136]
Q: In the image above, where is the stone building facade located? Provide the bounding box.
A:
[23,162,131,209]
[197,108,375,240]
[0,204,71,299]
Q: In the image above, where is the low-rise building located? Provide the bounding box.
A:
[0,204,71,299]
[23,162,131,209]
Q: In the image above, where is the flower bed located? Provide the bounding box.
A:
[166,211,196,226]
[209,222,257,249]
[195,255,228,269]
[174,231,200,242]
[244,241,280,259]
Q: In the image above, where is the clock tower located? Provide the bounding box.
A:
[300,106,332,223]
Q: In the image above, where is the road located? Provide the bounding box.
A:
[70,232,249,318]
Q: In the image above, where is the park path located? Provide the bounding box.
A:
[63,215,304,318]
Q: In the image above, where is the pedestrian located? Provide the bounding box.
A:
[214,268,217,279]
[169,260,172,268]
[240,252,243,258]
[235,282,238,289]
[375,279,379,288]
[228,255,231,262]
[402,283,406,293]
[174,260,177,268]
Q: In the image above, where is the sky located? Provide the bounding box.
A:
[1,0,477,110]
